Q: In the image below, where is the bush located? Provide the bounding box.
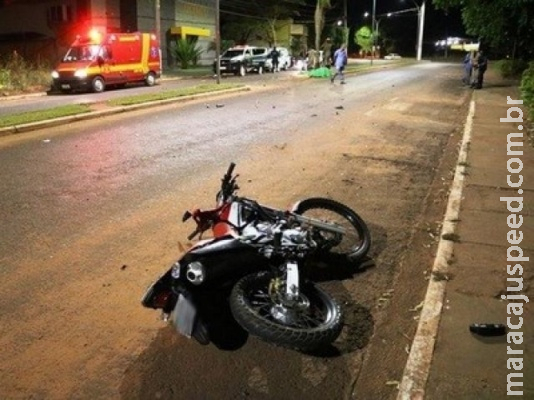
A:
[496,59,529,79]
[173,38,204,69]
[520,62,534,115]
[0,51,51,93]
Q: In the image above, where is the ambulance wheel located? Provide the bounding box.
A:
[145,72,156,87]
[91,77,105,93]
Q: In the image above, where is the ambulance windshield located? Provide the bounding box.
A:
[63,45,101,62]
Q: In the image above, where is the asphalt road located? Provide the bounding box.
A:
[0,70,297,117]
[0,62,470,400]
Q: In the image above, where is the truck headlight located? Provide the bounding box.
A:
[74,69,88,78]
[51,71,59,79]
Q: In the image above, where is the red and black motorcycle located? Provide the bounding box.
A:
[142,163,371,350]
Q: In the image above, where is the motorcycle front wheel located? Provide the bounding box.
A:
[230,272,343,351]
[292,197,371,261]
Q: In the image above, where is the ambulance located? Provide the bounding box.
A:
[51,30,161,93]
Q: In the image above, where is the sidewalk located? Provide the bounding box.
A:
[423,74,534,398]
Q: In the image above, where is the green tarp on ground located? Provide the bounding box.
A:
[308,67,332,78]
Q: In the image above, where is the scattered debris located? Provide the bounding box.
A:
[385,380,400,388]
[410,301,424,312]
[335,105,344,110]
[120,264,128,271]
[215,104,224,108]
[469,323,506,336]
[432,271,453,281]
[43,139,51,143]
[442,232,460,242]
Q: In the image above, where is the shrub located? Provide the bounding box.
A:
[173,38,204,69]
[520,61,534,115]
[496,59,529,79]
[0,51,51,93]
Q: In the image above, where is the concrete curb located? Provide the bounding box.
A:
[396,97,476,400]
[0,86,250,137]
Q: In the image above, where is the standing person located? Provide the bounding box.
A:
[271,47,280,72]
[462,52,473,85]
[321,37,333,67]
[330,44,348,84]
[472,50,488,89]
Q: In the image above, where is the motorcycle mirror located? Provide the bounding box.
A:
[182,211,192,222]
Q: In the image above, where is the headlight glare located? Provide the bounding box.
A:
[74,69,88,78]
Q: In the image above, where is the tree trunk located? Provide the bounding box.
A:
[314,3,323,53]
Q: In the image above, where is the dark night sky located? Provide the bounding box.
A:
[341,0,467,55]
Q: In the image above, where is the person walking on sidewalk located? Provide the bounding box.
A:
[462,52,473,85]
[471,50,488,89]
[331,44,348,84]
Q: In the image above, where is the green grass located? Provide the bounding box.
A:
[107,83,243,106]
[0,104,91,128]
[1,84,244,128]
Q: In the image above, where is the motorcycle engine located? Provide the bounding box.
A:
[240,221,313,257]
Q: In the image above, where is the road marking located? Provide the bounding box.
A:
[396,98,476,400]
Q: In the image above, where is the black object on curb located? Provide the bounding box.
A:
[469,323,507,336]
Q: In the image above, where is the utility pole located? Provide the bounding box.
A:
[371,0,376,65]
[343,0,348,47]
[155,0,161,65]
[416,0,425,61]
[215,0,221,84]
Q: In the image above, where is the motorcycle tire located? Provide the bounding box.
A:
[230,271,343,351]
[292,197,371,261]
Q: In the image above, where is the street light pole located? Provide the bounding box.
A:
[416,0,425,61]
[343,0,348,47]
[155,0,161,65]
[371,0,376,65]
[215,0,221,84]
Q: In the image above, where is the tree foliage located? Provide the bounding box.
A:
[433,0,534,58]
[355,26,373,54]
[221,0,303,46]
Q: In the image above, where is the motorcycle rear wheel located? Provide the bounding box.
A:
[230,271,343,351]
[292,197,371,261]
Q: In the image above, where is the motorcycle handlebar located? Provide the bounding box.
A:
[226,162,236,178]
[220,162,238,199]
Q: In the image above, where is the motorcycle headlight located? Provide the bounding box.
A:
[51,70,59,79]
[74,69,88,78]
[186,261,205,285]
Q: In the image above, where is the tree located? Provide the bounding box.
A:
[314,0,331,51]
[433,0,534,59]
[220,14,262,45]
[254,0,303,46]
[355,26,373,56]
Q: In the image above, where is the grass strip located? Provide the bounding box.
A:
[107,83,243,106]
[0,104,92,128]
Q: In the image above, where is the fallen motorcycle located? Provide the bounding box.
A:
[142,163,371,350]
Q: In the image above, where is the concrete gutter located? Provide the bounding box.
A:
[0,86,250,137]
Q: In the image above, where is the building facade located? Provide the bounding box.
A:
[0,0,216,67]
